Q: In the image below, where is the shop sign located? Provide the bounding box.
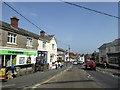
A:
[0,49,37,55]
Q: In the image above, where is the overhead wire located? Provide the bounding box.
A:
[2,1,70,50]
[59,0,120,19]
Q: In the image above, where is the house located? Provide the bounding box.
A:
[37,31,57,69]
[69,52,78,62]
[98,38,120,67]
[57,48,66,62]
[0,16,39,72]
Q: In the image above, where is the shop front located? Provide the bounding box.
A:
[0,49,37,67]
[35,51,48,71]
[0,48,37,80]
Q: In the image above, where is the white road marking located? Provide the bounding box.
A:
[32,66,72,89]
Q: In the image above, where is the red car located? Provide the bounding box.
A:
[84,60,96,70]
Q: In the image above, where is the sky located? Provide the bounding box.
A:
[1,1,119,54]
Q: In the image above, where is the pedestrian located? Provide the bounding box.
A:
[55,61,58,69]
[6,70,13,79]
[58,62,61,69]
[103,61,107,69]
[49,62,52,69]
[11,63,15,77]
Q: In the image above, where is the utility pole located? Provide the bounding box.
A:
[68,45,70,62]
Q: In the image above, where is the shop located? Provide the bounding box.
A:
[107,53,120,67]
[0,48,37,68]
[35,51,48,71]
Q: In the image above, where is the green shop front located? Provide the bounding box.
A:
[0,49,37,68]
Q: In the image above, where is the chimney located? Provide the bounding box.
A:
[10,16,19,28]
[40,30,45,38]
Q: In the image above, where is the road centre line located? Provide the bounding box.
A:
[31,66,72,89]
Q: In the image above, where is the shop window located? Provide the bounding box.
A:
[12,55,16,65]
[6,55,11,67]
[0,55,2,67]
[19,57,25,64]
[27,56,31,64]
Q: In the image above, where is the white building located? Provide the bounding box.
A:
[57,48,66,62]
[38,31,57,67]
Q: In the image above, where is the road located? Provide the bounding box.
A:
[1,64,71,90]
[85,67,119,88]
[1,64,119,89]
[33,64,119,89]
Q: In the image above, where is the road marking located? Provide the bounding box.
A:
[96,67,120,79]
[30,66,72,89]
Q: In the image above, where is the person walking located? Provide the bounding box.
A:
[103,61,107,69]
[11,63,15,77]
[55,61,58,70]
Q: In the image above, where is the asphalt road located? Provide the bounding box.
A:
[35,65,100,88]
[1,64,119,89]
[84,66,119,88]
[1,64,70,90]
[35,64,119,89]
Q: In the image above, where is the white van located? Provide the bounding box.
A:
[78,56,85,64]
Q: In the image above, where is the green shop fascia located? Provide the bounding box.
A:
[0,49,37,67]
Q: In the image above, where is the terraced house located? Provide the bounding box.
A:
[98,38,120,67]
[0,16,58,75]
[0,16,39,73]
[37,31,57,69]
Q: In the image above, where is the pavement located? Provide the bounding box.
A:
[1,63,72,89]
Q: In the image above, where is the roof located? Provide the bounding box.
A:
[0,20,57,43]
[0,21,39,39]
[98,38,120,49]
[39,35,55,42]
[57,48,66,52]
[98,43,108,49]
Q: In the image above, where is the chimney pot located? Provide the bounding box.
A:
[10,16,19,28]
[40,30,45,38]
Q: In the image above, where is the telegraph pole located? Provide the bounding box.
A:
[68,45,70,62]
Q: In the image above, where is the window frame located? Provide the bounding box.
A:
[42,41,46,49]
[26,37,33,47]
[7,32,16,44]
[52,44,55,50]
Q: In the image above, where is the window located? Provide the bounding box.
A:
[115,46,120,52]
[19,57,25,64]
[7,32,16,44]
[52,44,55,49]
[26,37,32,47]
[42,41,46,48]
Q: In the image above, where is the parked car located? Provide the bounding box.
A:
[84,60,96,70]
